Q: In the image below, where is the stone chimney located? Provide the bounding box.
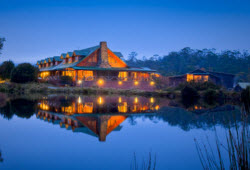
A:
[98,41,111,68]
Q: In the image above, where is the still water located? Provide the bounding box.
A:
[0,94,242,169]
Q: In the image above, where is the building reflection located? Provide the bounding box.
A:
[36,96,161,141]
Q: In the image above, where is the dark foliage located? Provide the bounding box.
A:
[0,98,36,119]
[0,37,5,54]
[181,85,200,107]
[176,81,220,91]
[60,76,73,86]
[0,60,15,80]
[203,89,218,104]
[10,63,37,83]
[126,48,250,81]
[241,86,250,113]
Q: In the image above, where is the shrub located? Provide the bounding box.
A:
[204,89,218,104]
[60,76,73,86]
[241,86,250,112]
[11,63,37,83]
[176,81,220,91]
[0,60,15,80]
[181,85,199,103]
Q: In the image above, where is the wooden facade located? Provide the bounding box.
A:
[37,42,157,90]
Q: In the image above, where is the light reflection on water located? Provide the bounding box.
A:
[0,94,243,169]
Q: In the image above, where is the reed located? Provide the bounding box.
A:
[130,152,156,170]
[194,108,249,170]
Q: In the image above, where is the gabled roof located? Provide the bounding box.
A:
[73,45,100,56]
[53,56,62,62]
[113,52,123,58]
[236,82,250,89]
[66,52,73,58]
[60,53,67,59]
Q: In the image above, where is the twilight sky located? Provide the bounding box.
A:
[0,0,250,64]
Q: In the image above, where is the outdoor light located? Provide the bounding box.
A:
[119,97,122,103]
[98,79,104,85]
[98,97,103,105]
[134,97,138,103]
[150,81,155,86]
[134,81,139,85]
[78,80,82,84]
[78,96,82,104]
[118,81,122,85]
[150,97,154,103]
[155,105,160,110]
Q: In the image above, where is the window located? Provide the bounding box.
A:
[118,72,128,81]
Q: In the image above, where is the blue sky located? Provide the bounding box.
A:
[0,0,250,64]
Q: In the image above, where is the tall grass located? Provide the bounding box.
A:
[130,152,156,170]
[194,108,249,170]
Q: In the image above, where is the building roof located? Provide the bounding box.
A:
[236,82,250,89]
[38,43,155,73]
[74,45,100,56]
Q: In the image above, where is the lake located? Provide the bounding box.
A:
[0,94,243,169]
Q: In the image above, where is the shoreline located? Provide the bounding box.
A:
[0,82,241,101]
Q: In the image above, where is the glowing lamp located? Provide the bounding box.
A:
[155,105,160,110]
[150,81,155,86]
[78,80,82,84]
[150,97,154,103]
[134,81,139,85]
[134,97,138,103]
[78,96,82,104]
[98,97,103,105]
[98,79,104,85]
[119,97,122,103]
[118,81,122,85]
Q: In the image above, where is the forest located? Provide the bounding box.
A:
[125,48,250,82]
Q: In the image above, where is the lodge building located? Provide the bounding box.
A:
[167,69,235,89]
[37,42,157,90]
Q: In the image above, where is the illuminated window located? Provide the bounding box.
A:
[118,72,128,81]
[118,102,128,113]
[187,74,194,82]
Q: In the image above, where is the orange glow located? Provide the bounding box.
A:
[118,97,122,103]
[187,74,193,82]
[98,97,103,105]
[187,74,209,82]
[118,102,128,113]
[118,72,128,81]
[118,81,123,85]
[134,81,139,85]
[40,102,49,110]
[150,97,154,103]
[98,79,104,85]
[78,96,82,104]
[134,97,138,103]
[150,81,155,86]
[155,105,160,110]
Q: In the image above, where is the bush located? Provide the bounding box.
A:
[11,63,37,83]
[60,76,73,86]
[0,60,15,80]
[241,86,250,112]
[176,81,220,91]
[204,89,218,104]
[181,85,199,101]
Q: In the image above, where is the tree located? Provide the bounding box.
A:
[0,60,15,80]
[0,37,5,54]
[11,63,37,83]
[128,52,138,62]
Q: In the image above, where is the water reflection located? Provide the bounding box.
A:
[0,94,243,141]
[37,95,162,141]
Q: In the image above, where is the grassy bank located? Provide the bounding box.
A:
[0,82,176,97]
[0,82,241,101]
